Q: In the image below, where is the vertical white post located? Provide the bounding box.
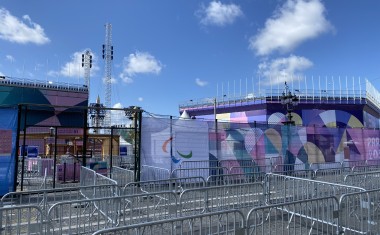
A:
[345,76,348,101]
[227,81,230,101]
[305,75,308,100]
[332,76,335,98]
[319,76,321,101]
[352,76,355,101]
[270,76,272,99]
[312,76,314,102]
[240,79,242,98]
[259,76,261,97]
[234,80,236,99]
[359,76,362,100]
[339,76,342,101]
[246,77,248,99]
[217,82,219,99]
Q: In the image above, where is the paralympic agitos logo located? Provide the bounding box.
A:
[162,137,192,163]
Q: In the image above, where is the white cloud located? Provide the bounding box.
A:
[195,78,208,87]
[250,0,332,56]
[49,50,99,79]
[0,71,4,76]
[5,55,15,62]
[0,8,50,44]
[138,97,143,102]
[119,51,163,83]
[258,55,313,85]
[197,1,243,26]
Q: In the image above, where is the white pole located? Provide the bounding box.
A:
[312,76,314,102]
[217,82,219,99]
[352,76,355,100]
[319,76,321,101]
[246,77,248,98]
[240,78,242,97]
[305,75,308,98]
[259,76,261,97]
[359,76,362,99]
[332,76,335,98]
[339,76,342,101]
[346,76,348,101]
[227,81,230,100]
[234,80,236,99]
[270,76,272,98]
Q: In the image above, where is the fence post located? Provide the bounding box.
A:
[13,104,23,191]
[20,105,28,191]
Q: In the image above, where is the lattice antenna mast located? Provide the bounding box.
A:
[102,23,114,128]
[81,50,92,90]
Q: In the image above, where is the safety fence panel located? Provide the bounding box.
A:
[246,196,340,235]
[264,173,365,205]
[309,162,343,170]
[229,165,272,174]
[179,183,265,217]
[92,210,245,235]
[179,160,219,169]
[342,160,367,168]
[0,205,44,235]
[171,167,228,179]
[110,166,134,187]
[106,156,134,169]
[365,159,380,166]
[344,171,380,190]
[123,176,205,195]
[141,165,170,181]
[118,192,178,226]
[219,159,255,169]
[19,158,55,191]
[271,169,315,179]
[351,165,380,173]
[338,189,380,234]
[272,163,308,172]
[206,172,265,186]
[80,167,119,199]
[47,196,120,235]
[314,167,351,184]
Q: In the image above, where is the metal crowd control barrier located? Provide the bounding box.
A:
[179,183,265,217]
[123,176,206,195]
[179,160,219,169]
[272,163,308,172]
[92,210,245,235]
[47,192,178,234]
[171,167,228,178]
[344,171,380,190]
[264,173,365,205]
[309,161,342,170]
[206,172,265,186]
[219,159,256,169]
[365,159,380,166]
[342,160,367,168]
[141,165,170,181]
[80,167,119,199]
[338,188,380,234]
[19,158,55,191]
[0,205,44,235]
[110,166,134,187]
[272,169,315,179]
[351,164,380,173]
[246,196,340,235]
[314,167,351,183]
[229,165,272,174]
[1,184,119,222]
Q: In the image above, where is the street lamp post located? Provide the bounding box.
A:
[280,82,299,171]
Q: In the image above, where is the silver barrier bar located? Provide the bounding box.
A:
[123,176,205,195]
[314,167,351,184]
[92,209,245,235]
[344,170,380,190]
[171,167,228,178]
[206,172,265,186]
[141,165,170,181]
[111,166,134,187]
[246,196,340,235]
[309,161,343,170]
[47,191,178,234]
[0,204,44,235]
[265,173,365,205]
[179,182,265,217]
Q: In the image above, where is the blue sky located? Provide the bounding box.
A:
[0,0,380,116]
